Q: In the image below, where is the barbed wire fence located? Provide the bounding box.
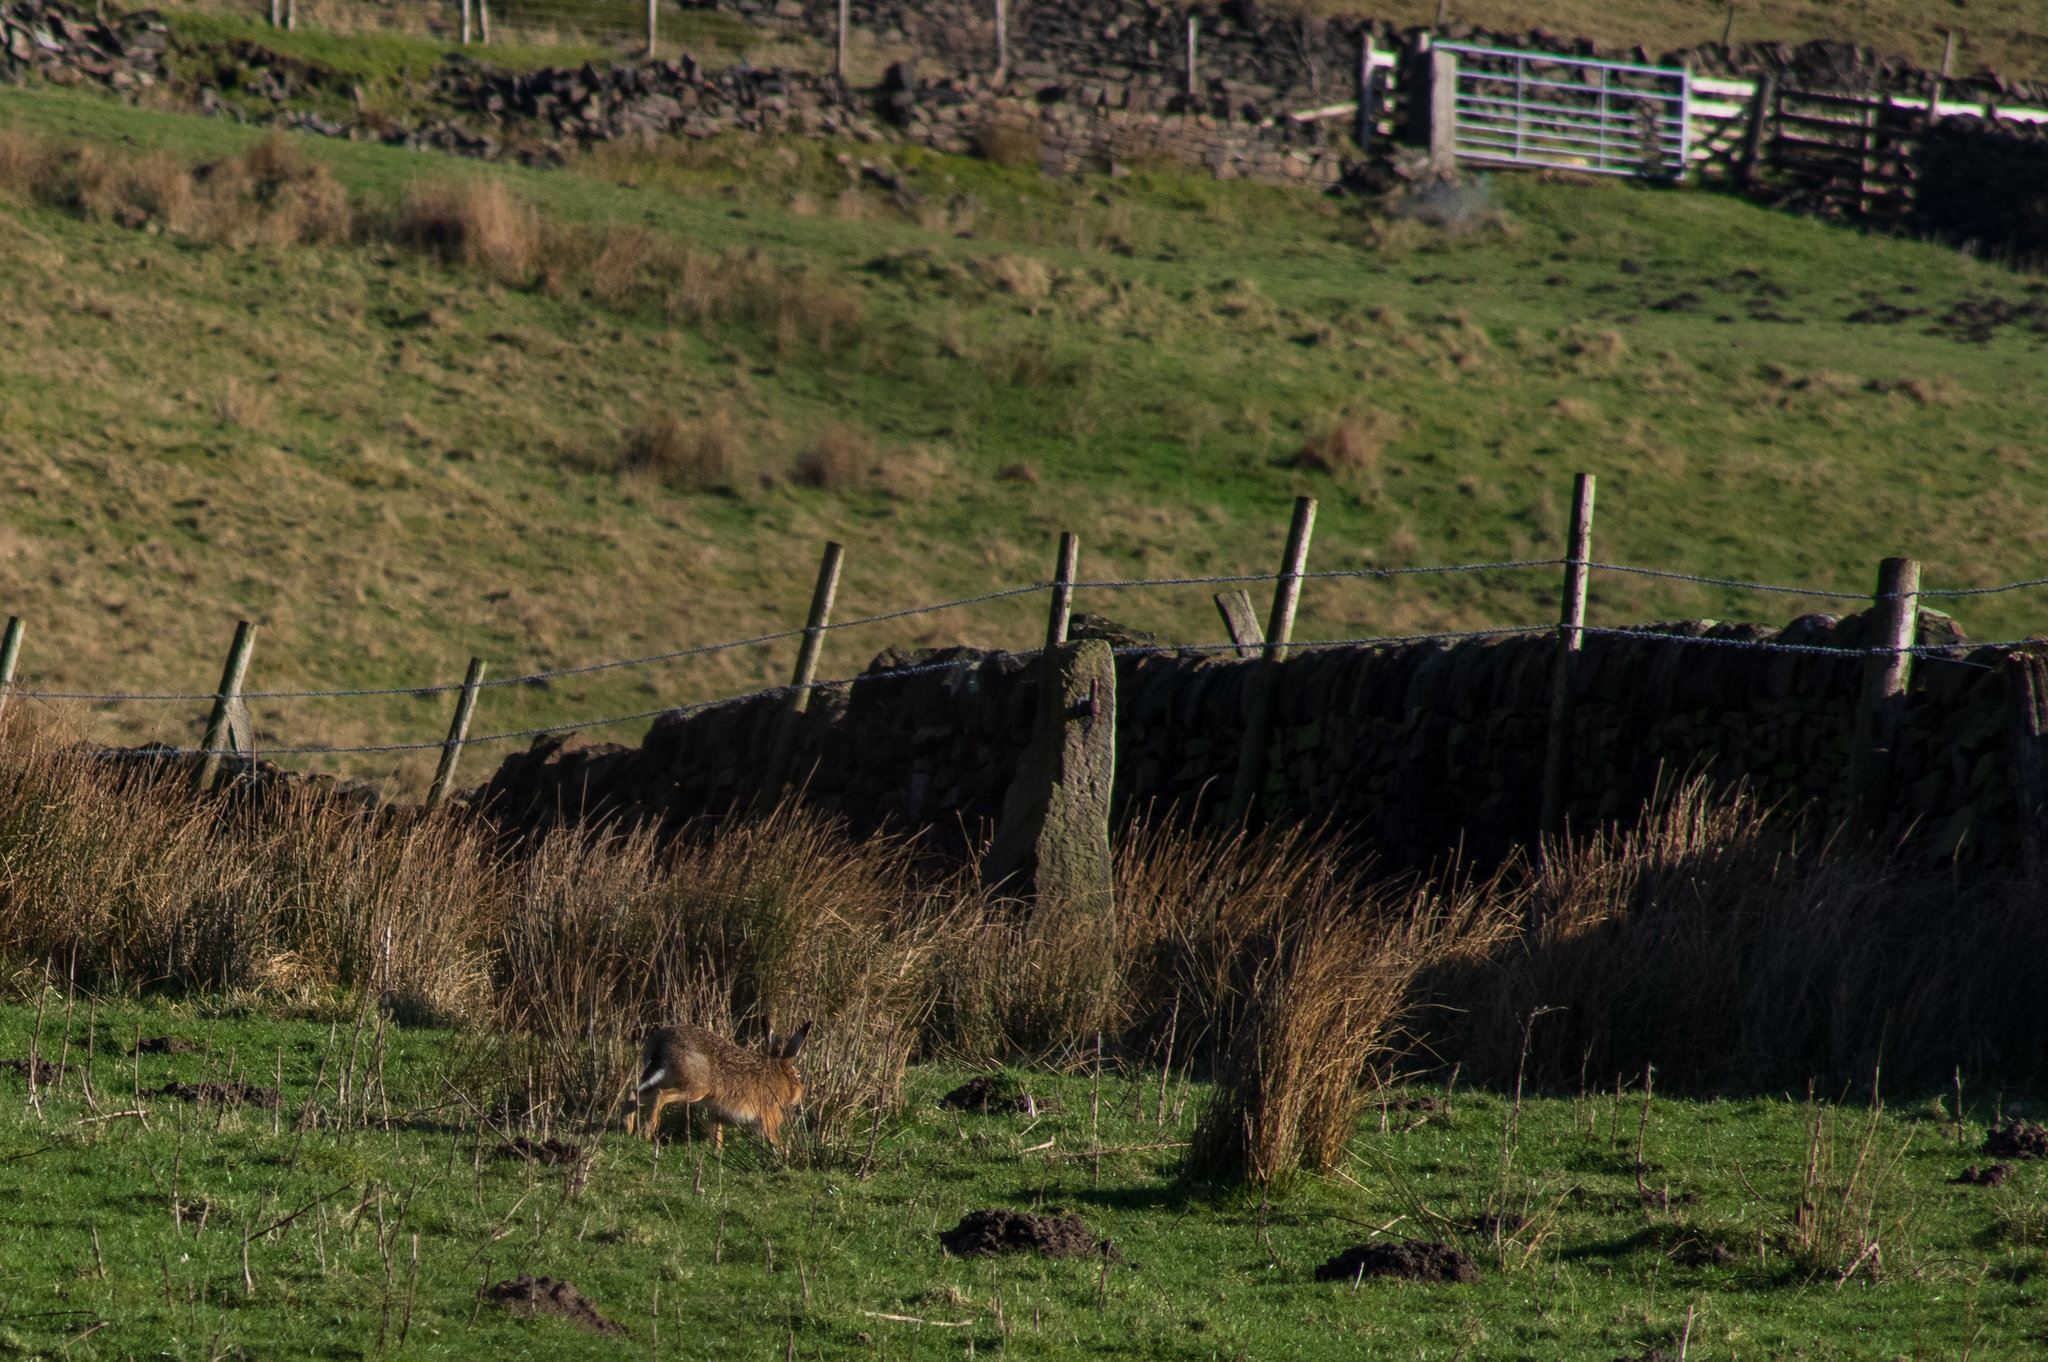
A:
[232,0,751,60]
[5,478,2042,815]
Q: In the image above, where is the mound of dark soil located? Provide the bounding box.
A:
[939,1209,1116,1261]
[1613,1351,1675,1362]
[0,1058,57,1085]
[130,1037,198,1055]
[1984,1119,2048,1159]
[940,1076,1000,1110]
[1955,1162,2016,1186]
[486,1275,626,1335]
[494,1137,584,1166]
[148,1080,281,1108]
[1314,1239,1480,1285]
[938,1077,1059,1115]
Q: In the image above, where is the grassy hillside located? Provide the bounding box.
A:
[1,82,2045,787]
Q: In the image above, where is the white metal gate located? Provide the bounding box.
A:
[1437,42,1691,180]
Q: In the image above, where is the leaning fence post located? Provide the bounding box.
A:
[759,541,845,809]
[0,616,23,730]
[1044,532,1078,654]
[1223,496,1316,826]
[1538,474,1595,847]
[1849,556,1920,835]
[427,658,487,810]
[1213,590,1264,659]
[193,621,257,794]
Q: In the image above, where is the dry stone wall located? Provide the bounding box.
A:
[476,608,2028,870]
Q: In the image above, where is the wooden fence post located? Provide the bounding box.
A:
[759,541,845,809]
[427,658,487,810]
[1539,474,1595,846]
[193,621,257,794]
[646,0,656,57]
[1045,532,1078,653]
[479,0,490,45]
[0,617,23,729]
[1737,72,1775,187]
[1224,496,1316,826]
[2005,650,2048,879]
[462,0,471,45]
[1185,13,1199,99]
[1849,556,1920,835]
[1928,30,1956,118]
[285,0,295,31]
[993,0,1007,85]
[1213,590,1264,659]
[1429,48,1459,172]
[1356,32,1375,153]
[837,0,850,82]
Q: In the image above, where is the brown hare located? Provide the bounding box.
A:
[624,1021,810,1153]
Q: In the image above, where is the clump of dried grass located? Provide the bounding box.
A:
[588,222,651,307]
[620,406,747,491]
[0,130,352,246]
[0,735,492,1023]
[661,245,864,355]
[792,422,875,490]
[1788,1097,1913,1285]
[395,177,538,284]
[1286,412,1389,476]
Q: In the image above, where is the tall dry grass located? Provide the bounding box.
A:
[487,807,961,1159]
[0,724,2041,1176]
[1420,779,2048,1094]
[0,129,354,247]
[394,178,539,284]
[0,742,489,1021]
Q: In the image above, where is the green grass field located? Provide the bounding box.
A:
[0,1001,2034,1360]
[1,74,2046,787]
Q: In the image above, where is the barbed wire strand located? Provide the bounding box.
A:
[1588,562,1870,601]
[108,655,994,759]
[1580,625,2007,665]
[27,557,2048,706]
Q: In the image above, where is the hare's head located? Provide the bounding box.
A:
[769,1022,811,1105]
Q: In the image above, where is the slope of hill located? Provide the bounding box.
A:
[0,80,2043,789]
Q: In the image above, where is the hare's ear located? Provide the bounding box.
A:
[783,1023,812,1059]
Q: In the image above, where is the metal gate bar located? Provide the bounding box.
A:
[1437,41,1690,180]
